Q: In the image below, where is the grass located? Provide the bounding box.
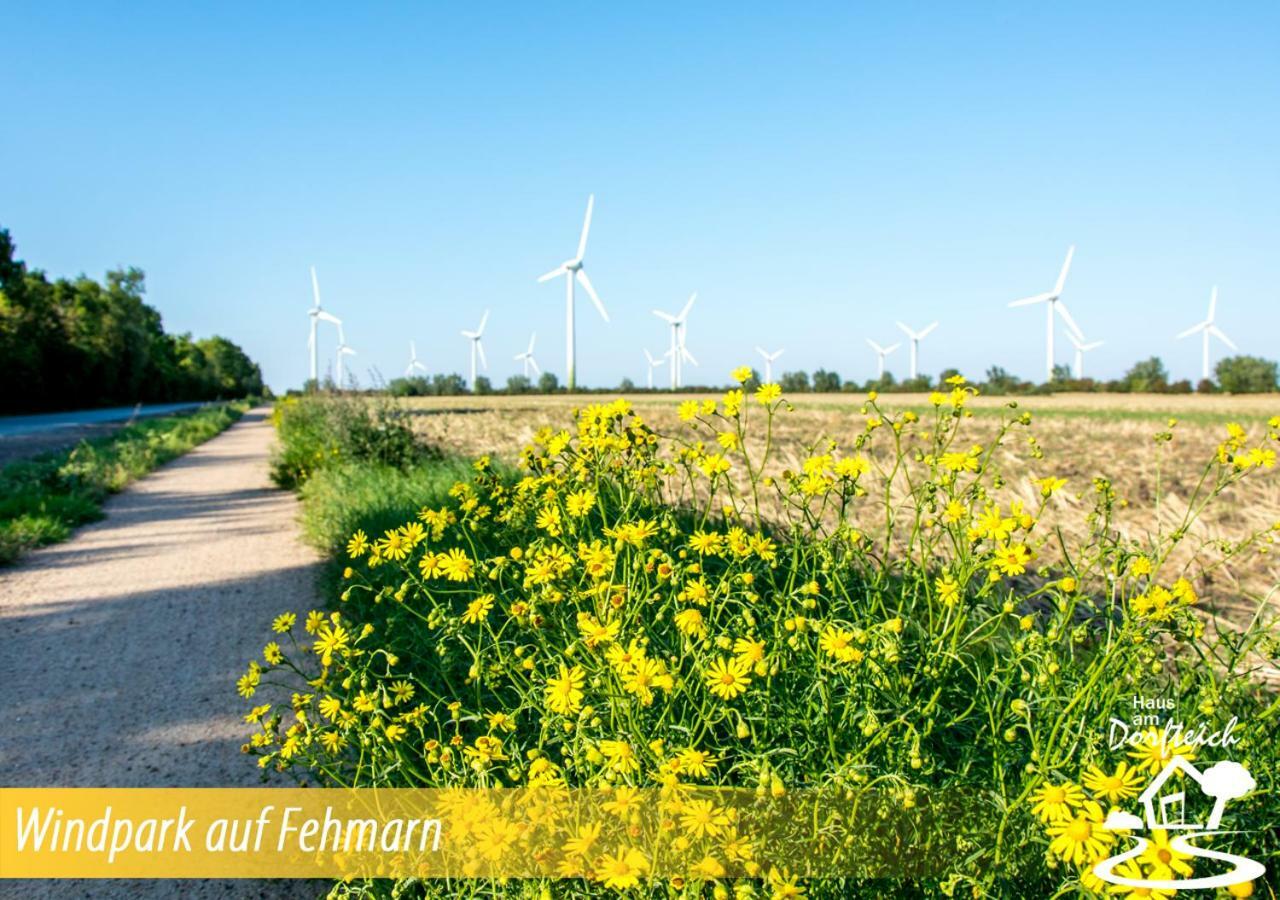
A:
[0,402,248,564]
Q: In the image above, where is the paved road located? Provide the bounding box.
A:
[0,402,206,438]
[0,408,323,898]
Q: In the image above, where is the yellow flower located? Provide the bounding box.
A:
[675,608,707,638]
[438,547,474,581]
[680,798,730,838]
[263,642,283,665]
[731,365,753,384]
[705,657,750,700]
[1082,762,1143,803]
[1034,475,1067,497]
[678,400,700,422]
[1046,800,1112,865]
[566,489,597,517]
[346,529,369,558]
[595,848,649,889]
[271,612,296,634]
[755,383,782,404]
[545,664,585,715]
[314,624,350,666]
[462,594,495,624]
[819,625,863,664]
[699,453,731,477]
[378,528,410,561]
[384,724,406,742]
[733,636,765,667]
[992,543,1033,576]
[1029,780,1085,823]
[1127,726,1195,775]
[1139,828,1194,879]
[599,739,640,774]
[936,577,960,607]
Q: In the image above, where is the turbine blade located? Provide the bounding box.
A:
[919,321,939,338]
[1207,286,1217,322]
[1209,325,1237,351]
[1055,301,1084,340]
[652,310,676,323]
[1082,341,1104,351]
[755,346,767,357]
[644,349,656,365]
[476,341,488,370]
[576,194,594,261]
[885,343,900,354]
[1053,245,1075,295]
[1175,323,1206,340]
[530,357,541,376]
[461,330,477,339]
[576,269,609,322]
[537,266,566,283]
[896,321,914,338]
[866,339,882,353]
[317,311,341,325]
[310,266,321,309]
[1009,292,1053,308]
[477,310,489,335]
[678,291,697,321]
[681,346,699,366]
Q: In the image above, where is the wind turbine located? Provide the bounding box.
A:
[895,321,938,380]
[755,347,785,383]
[642,349,666,389]
[536,194,608,391]
[866,339,900,380]
[405,341,427,378]
[1065,332,1104,379]
[514,332,541,378]
[653,293,697,389]
[334,322,356,388]
[461,311,489,392]
[307,266,341,385]
[1176,287,1237,380]
[1008,245,1084,381]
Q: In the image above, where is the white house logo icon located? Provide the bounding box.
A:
[1092,755,1265,891]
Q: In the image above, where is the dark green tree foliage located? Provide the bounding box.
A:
[1121,357,1168,393]
[0,228,262,413]
[1215,355,1279,394]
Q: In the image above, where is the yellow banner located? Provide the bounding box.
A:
[0,787,979,881]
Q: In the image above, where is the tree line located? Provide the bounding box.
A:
[0,228,264,414]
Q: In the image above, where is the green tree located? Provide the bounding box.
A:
[1215,355,1278,393]
[812,369,842,392]
[537,372,560,394]
[1122,357,1168,393]
[779,371,810,393]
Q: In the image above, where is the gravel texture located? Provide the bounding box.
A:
[0,408,326,898]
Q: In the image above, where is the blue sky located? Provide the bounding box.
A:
[4,3,1278,391]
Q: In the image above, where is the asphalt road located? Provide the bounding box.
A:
[0,402,205,438]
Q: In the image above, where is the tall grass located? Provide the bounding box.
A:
[0,402,248,564]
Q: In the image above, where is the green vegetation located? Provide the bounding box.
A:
[0,403,247,564]
[1216,355,1280,394]
[0,227,264,414]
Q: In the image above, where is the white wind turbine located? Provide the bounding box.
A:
[643,349,666,389]
[334,322,356,388]
[1008,246,1084,381]
[1176,287,1237,380]
[755,347,785,383]
[866,339,900,380]
[896,321,938,380]
[1065,332,1104,379]
[461,310,489,392]
[536,194,608,391]
[653,293,698,389]
[405,341,427,378]
[514,332,541,378]
[307,266,342,385]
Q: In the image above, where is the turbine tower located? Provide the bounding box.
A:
[642,349,666,389]
[405,341,427,378]
[755,347,785,383]
[1176,287,1237,380]
[866,339,899,380]
[536,194,608,392]
[514,332,541,378]
[461,310,489,392]
[1065,332,1104,379]
[895,321,938,380]
[1008,245,1084,381]
[334,322,356,388]
[307,266,341,385]
[653,293,697,389]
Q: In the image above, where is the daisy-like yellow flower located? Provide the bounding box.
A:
[346,529,369,558]
[378,528,410,561]
[461,594,494,624]
[314,624,350,666]
[705,656,750,701]
[674,608,707,638]
[602,786,642,818]
[595,848,649,889]
[566,489,597,517]
[1139,828,1194,879]
[545,664,585,715]
[1127,726,1195,775]
[271,612,296,633]
[599,739,640,774]
[1029,780,1085,823]
[318,696,343,721]
[438,547,474,581]
[731,365,753,384]
[1082,762,1143,803]
[384,724,406,742]
[755,383,782,405]
[993,543,1033,576]
[679,798,730,838]
[676,747,718,778]
[262,642,283,665]
[304,610,325,634]
[1107,859,1176,899]
[733,636,765,668]
[1046,800,1112,865]
[819,625,863,664]
[936,577,960,606]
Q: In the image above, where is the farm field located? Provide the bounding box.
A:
[401,391,1280,625]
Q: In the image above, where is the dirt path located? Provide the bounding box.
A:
[0,408,324,898]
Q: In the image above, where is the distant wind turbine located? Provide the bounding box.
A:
[755,346,785,383]
[866,339,900,379]
[653,293,697,389]
[1008,245,1084,381]
[307,266,341,385]
[537,194,608,391]
[514,332,541,378]
[896,321,938,380]
[335,322,356,388]
[461,311,489,392]
[405,341,427,377]
[643,349,665,389]
[1065,332,1104,379]
[1176,287,1237,380]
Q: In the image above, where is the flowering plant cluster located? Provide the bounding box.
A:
[246,374,1279,897]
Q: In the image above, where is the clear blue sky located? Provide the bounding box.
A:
[4,3,1278,391]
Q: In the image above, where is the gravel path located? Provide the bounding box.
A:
[0,408,325,898]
